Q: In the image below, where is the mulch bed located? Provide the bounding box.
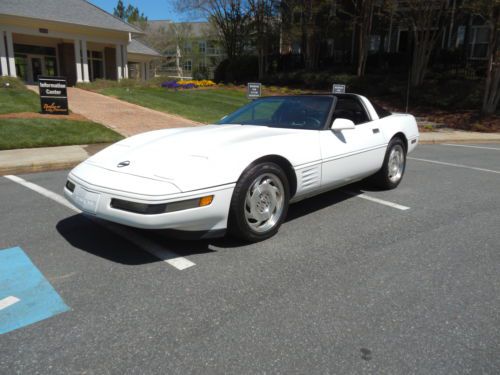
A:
[0,112,88,121]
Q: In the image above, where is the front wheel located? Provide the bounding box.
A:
[228,163,290,242]
[370,138,406,190]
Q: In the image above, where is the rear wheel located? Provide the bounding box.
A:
[229,162,290,242]
[370,137,406,190]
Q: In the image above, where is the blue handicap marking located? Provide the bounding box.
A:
[0,247,70,335]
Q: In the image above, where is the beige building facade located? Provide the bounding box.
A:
[0,0,160,85]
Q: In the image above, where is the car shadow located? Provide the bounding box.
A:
[56,214,216,265]
[56,183,372,263]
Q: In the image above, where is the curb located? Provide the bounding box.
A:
[0,161,82,176]
[419,139,500,144]
[0,143,110,176]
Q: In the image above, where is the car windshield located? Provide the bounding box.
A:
[217,96,333,130]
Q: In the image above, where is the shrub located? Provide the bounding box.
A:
[192,66,210,80]
[214,56,259,84]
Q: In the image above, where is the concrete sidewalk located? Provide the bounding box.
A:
[0,144,109,175]
[2,130,500,176]
[418,129,500,143]
[27,86,200,136]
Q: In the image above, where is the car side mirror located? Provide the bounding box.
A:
[331,118,355,131]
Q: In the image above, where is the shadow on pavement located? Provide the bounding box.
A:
[56,214,215,265]
[56,184,366,263]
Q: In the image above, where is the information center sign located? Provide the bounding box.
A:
[38,76,69,115]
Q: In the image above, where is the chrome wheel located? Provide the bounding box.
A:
[244,173,285,233]
[387,144,405,183]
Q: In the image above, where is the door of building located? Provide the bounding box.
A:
[29,57,43,83]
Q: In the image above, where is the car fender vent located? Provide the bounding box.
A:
[300,166,320,189]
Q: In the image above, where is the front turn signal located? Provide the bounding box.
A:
[199,195,214,207]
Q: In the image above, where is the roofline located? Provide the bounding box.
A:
[83,0,144,34]
[0,12,143,36]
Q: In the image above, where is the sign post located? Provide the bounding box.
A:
[247,82,261,99]
[332,84,346,94]
[38,76,69,115]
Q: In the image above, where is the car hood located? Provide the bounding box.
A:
[81,125,319,193]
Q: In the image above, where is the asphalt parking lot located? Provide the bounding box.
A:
[1,143,499,374]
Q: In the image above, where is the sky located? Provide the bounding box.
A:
[88,0,205,22]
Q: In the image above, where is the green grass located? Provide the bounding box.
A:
[99,87,251,123]
[0,77,40,114]
[0,118,123,150]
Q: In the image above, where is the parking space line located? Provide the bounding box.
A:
[408,157,500,174]
[0,296,20,311]
[4,175,195,270]
[441,144,500,151]
[342,190,410,211]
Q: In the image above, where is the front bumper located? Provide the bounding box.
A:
[64,171,235,232]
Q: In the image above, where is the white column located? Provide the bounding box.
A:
[81,39,89,82]
[122,45,128,79]
[0,31,8,76]
[74,39,83,83]
[5,31,16,77]
[115,44,123,80]
[140,62,146,81]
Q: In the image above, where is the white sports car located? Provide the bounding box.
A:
[64,94,418,242]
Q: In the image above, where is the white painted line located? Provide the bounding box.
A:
[342,190,410,211]
[441,144,500,151]
[4,175,195,270]
[408,157,500,174]
[4,175,79,213]
[0,296,20,311]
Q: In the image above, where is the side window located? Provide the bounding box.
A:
[372,102,392,119]
[333,97,370,125]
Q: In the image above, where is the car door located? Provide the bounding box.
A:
[320,96,387,188]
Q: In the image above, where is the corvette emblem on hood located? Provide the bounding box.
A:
[117,160,130,168]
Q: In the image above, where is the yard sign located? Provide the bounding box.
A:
[38,76,69,115]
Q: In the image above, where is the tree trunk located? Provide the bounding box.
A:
[481,7,500,115]
[258,47,265,80]
[356,0,374,77]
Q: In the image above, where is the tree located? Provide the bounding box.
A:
[352,0,375,76]
[402,0,450,87]
[113,1,148,29]
[281,0,337,70]
[113,0,126,19]
[176,0,250,59]
[248,0,279,79]
[467,0,500,115]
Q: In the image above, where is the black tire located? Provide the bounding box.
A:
[228,162,290,242]
[370,137,407,190]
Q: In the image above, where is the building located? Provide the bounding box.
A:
[279,0,492,70]
[0,0,160,85]
[146,21,225,79]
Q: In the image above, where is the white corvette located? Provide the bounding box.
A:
[64,94,418,241]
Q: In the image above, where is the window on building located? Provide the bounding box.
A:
[470,26,490,59]
[456,25,466,47]
[369,35,381,52]
[183,59,192,71]
[183,42,192,53]
[87,50,104,81]
[199,41,206,53]
[45,56,57,76]
[14,55,28,81]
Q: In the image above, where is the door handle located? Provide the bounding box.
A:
[372,128,380,134]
